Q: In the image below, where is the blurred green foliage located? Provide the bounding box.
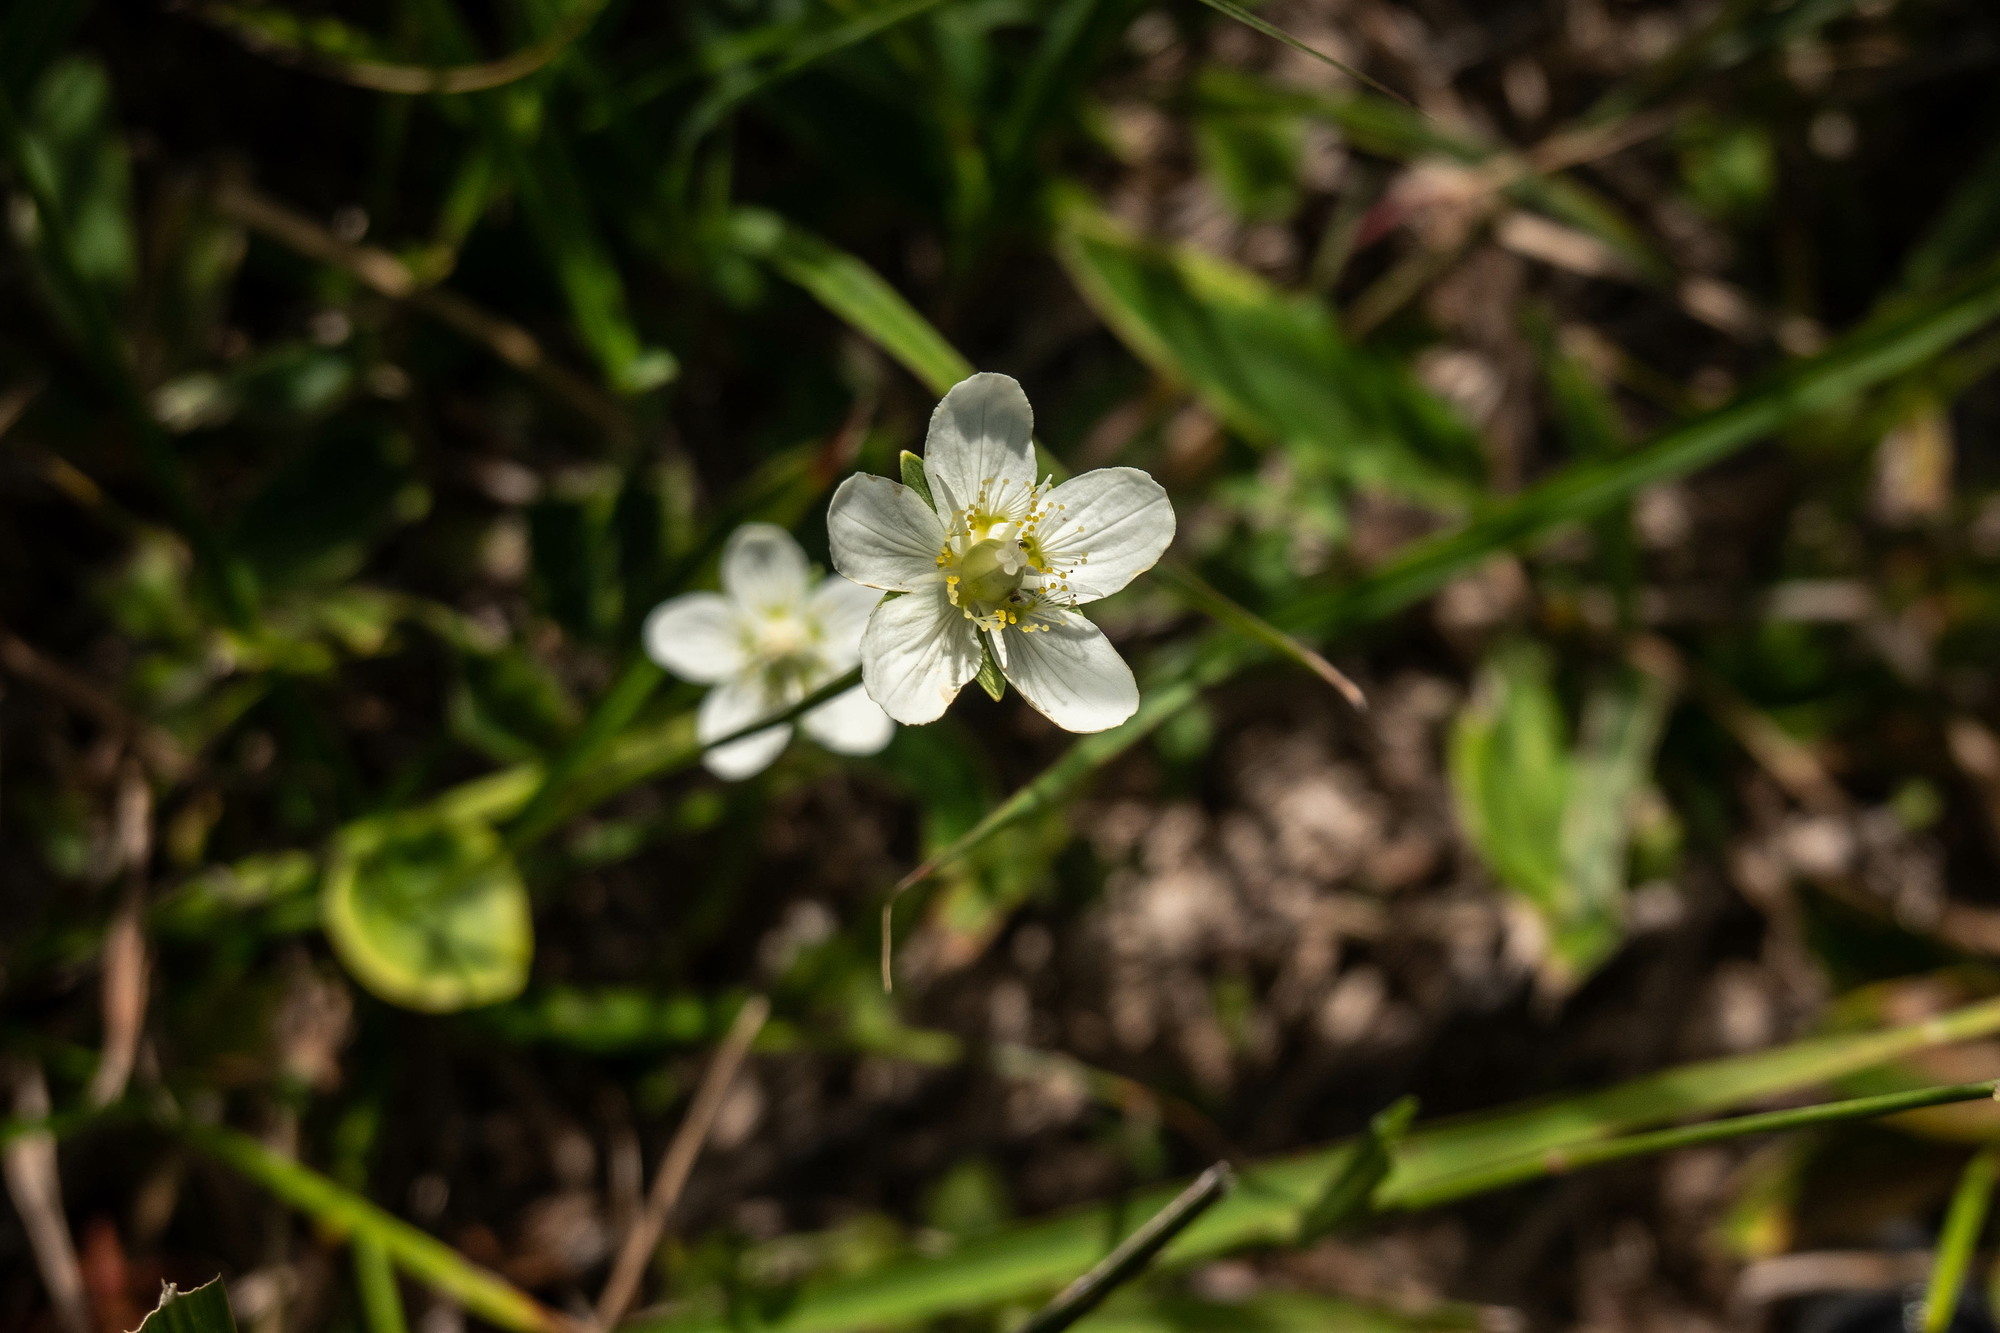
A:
[7,0,2000,1330]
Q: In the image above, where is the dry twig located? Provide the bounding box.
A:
[88,764,154,1108]
[3,1061,90,1333]
[0,629,188,780]
[213,177,632,443]
[593,994,771,1330]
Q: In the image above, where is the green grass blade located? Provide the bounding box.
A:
[504,656,664,852]
[1280,246,2000,638]
[179,1122,564,1333]
[1186,0,1413,108]
[1392,1081,2000,1212]
[734,208,972,394]
[1382,997,2000,1198]
[355,1238,412,1333]
[676,0,953,174]
[628,996,2000,1333]
[1928,1147,2000,1333]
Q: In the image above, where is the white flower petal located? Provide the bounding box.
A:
[827,474,946,591]
[923,373,1037,520]
[642,593,747,683]
[998,610,1139,733]
[720,522,811,612]
[806,576,882,671]
[860,583,982,725]
[697,676,794,779]
[1034,467,1176,603]
[802,684,895,755]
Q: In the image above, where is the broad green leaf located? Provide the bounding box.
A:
[135,1279,238,1333]
[1449,644,1673,986]
[1559,667,1674,967]
[478,986,713,1051]
[1449,642,1572,920]
[22,55,135,303]
[1054,201,1483,507]
[322,817,532,1013]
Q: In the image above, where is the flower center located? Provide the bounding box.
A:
[940,516,1037,630]
[934,480,1082,633]
[745,610,825,691]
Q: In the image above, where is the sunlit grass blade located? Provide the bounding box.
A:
[178,1122,568,1333]
[626,997,2000,1333]
[733,209,972,395]
[1389,1081,2000,1212]
[503,656,665,852]
[1927,1147,1999,1333]
[354,1239,411,1333]
[1186,0,1414,108]
[1281,244,2000,638]
[1150,563,1363,708]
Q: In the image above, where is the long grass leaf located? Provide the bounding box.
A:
[735,209,973,394]
[1185,0,1413,108]
[1280,247,2000,638]
[1391,1081,2000,1212]
[178,1122,568,1333]
[1927,1147,2000,1333]
[628,997,2000,1333]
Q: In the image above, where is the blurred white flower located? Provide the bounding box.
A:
[643,523,892,779]
[826,372,1175,733]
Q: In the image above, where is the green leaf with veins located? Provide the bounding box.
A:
[322,816,532,1013]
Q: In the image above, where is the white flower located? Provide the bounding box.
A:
[642,523,893,779]
[826,372,1175,733]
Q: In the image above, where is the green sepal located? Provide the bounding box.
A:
[976,637,1006,702]
[899,450,936,509]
